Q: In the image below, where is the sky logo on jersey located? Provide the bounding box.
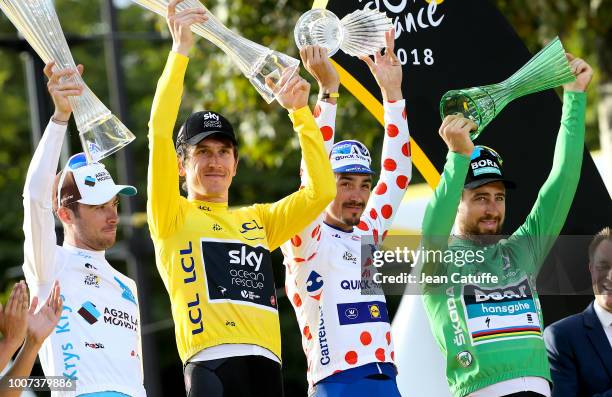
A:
[201,239,275,310]
[78,301,100,324]
[306,271,324,300]
[337,301,390,325]
[114,276,136,305]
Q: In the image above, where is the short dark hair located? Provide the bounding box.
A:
[176,134,239,193]
[51,171,81,218]
[589,227,611,263]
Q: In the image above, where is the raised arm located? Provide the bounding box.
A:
[511,55,592,272]
[146,0,207,238]
[359,29,412,244]
[257,73,336,250]
[22,63,83,283]
[300,45,339,162]
[421,116,475,250]
[281,46,339,263]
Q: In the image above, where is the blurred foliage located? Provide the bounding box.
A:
[0,0,608,394]
[492,0,611,150]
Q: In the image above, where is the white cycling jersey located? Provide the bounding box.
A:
[22,121,146,397]
[281,100,412,387]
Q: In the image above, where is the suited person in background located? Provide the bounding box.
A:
[544,227,612,397]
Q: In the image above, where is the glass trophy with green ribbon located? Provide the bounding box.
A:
[440,37,576,140]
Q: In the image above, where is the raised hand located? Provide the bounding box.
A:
[26,281,62,345]
[0,281,29,351]
[359,28,402,102]
[299,45,339,95]
[563,53,593,93]
[439,115,476,157]
[274,72,311,111]
[167,0,208,56]
[44,61,84,123]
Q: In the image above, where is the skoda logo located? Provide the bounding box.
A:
[345,307,359,320]
[456,351,473,368]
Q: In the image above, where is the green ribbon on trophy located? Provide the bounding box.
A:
[440,37,576,140]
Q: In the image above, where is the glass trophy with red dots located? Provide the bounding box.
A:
[440,37,575,140]
[0,0,136,162]
[129,0,299,104]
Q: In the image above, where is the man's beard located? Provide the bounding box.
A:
[341,200,365,226]
[463,217,504,245]
[87,232,116,251]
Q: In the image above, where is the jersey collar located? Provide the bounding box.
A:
[62,242,106,259]
[323,221,354,235]
[189,199,229,210]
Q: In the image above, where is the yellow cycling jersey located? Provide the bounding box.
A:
[147,52,335,364]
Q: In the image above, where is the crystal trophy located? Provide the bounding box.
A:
[294,8,392,58]
[130,0,299,104]
[0,0,136,162]
[440,37,576,140]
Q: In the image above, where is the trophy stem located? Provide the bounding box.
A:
[190,16,264,77]
[192,20,299,103]
[439,36,575,140]
[129,0,300,103]
[0,0,136,162]
[501,37,575,101]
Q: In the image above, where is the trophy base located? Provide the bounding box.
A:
[440,88,496,141]
[79,113,136,163]
[249,50,300,104]
[294,8,343,57]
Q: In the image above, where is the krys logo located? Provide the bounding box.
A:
[306,271,324,300]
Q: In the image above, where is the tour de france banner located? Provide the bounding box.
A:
[313,0,612,321]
